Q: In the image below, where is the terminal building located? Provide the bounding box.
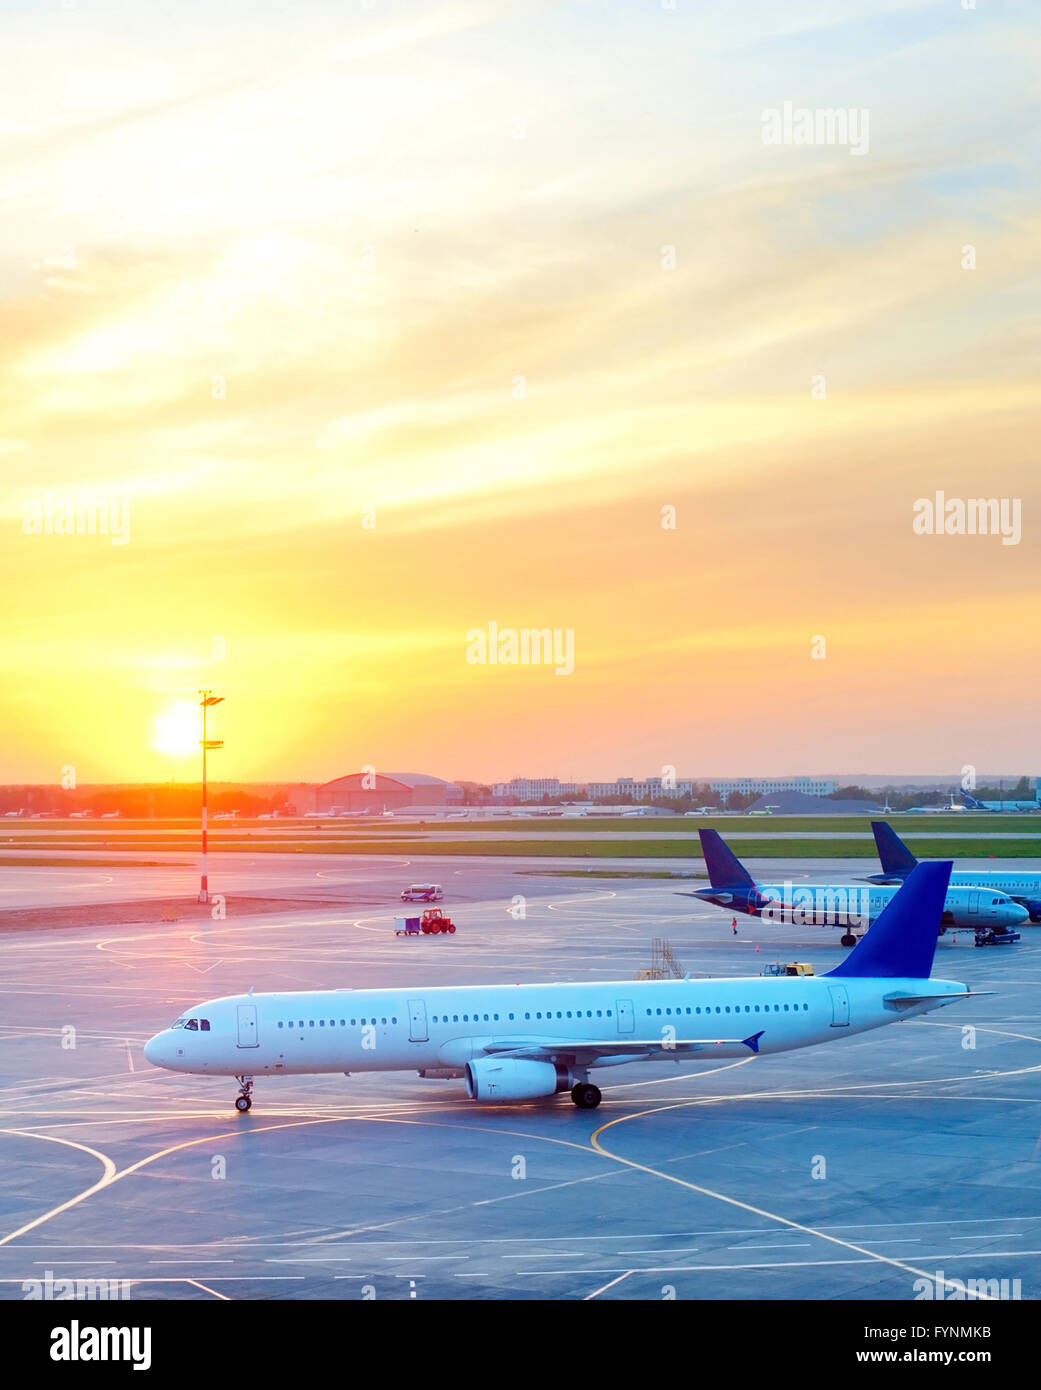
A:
[316,772,464,814]
[491,778,582,802]
[587,776,695,801]
[709,777,836,801]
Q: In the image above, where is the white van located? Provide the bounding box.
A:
[400,883,444,902]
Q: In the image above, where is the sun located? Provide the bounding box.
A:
[153,701,201,758]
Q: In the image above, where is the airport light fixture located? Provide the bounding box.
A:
[198,691,224,904]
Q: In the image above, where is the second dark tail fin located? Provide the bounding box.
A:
[871,821,919,879]
[698,828,756,890]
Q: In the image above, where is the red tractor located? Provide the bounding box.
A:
[420,907,456,934]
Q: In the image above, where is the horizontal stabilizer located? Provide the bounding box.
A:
[882,990,989,1011]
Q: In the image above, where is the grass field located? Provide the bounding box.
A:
[0,820,1036,862]
[5,813,1033,836]
[0,856,182,868]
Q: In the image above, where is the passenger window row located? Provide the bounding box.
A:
[273,1001,809,1033]
[644,1004,810,1015]
[277,1017,399,1029]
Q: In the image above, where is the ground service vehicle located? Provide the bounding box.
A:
[400,883,444,902]
[395,908,456,936]
[974,926,1020,947]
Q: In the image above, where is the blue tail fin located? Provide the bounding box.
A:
[698,828,755,890]
[826,861,952,980]
[871,821,918,879]
[959,791,983,809]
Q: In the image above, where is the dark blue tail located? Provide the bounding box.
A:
[826,861,952,979]
[698,828,755,891]
[871,821,918,879]
[959,791,984,809]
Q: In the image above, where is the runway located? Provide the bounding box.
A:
[1,854,1039,1301]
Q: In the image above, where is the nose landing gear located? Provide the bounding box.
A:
[235,1076,254,1112]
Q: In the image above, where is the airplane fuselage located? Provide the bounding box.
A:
[144,974,972,1081]
[696,882,1026,929]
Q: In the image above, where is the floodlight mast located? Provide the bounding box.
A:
[198,691,224,905]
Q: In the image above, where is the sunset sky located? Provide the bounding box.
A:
[2,0,1038,785]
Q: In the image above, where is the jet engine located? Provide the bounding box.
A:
[464,1057,565,1102]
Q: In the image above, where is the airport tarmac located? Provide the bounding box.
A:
[0,849,1036,912]
[1,853,1040,1302]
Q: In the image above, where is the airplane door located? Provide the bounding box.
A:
[236,1004,259,1047]
[968,892,980,915]
[827,985,850,1028]
[615,999,635,1034]
[407,998,428,1042]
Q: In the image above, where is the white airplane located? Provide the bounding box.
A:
[101,811,121,819]
[868,821,1041,922]
[145,862,980,1114]
[689,829,1027,945]
[960,788,1040,813]
[905,796,963,814]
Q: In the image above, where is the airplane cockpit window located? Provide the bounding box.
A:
[185,1019,199,1031]
[200,1019,210,1031]
[170,1017,188,1029]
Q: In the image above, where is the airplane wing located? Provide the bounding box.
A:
[479,1031,765,1065]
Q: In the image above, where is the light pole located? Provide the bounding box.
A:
[198,691,224,904]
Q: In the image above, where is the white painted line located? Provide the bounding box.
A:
[618,1248,700,1255]
[731,1242,812,1250]
[186,1278,231,1300]
[584,1270,633,1300]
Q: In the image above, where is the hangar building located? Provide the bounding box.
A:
[315,772,464,814]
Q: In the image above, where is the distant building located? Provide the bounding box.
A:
[316,772,463,814]
[491,778,582,802]
[588,776,695,801]
[709,777,836,801]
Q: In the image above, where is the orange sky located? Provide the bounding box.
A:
[1,2,1038,784]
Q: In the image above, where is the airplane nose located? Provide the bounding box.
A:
[143,1033,164,1066]
[1010,904,1030,925]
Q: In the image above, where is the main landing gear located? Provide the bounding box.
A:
[571,1082,602,1110]
[235,1076,254,1113]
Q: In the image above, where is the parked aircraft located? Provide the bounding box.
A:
[687,829,1026,945]
[866,820,1041,922]
[144,862,980,1113]
[960,788,1040,813]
